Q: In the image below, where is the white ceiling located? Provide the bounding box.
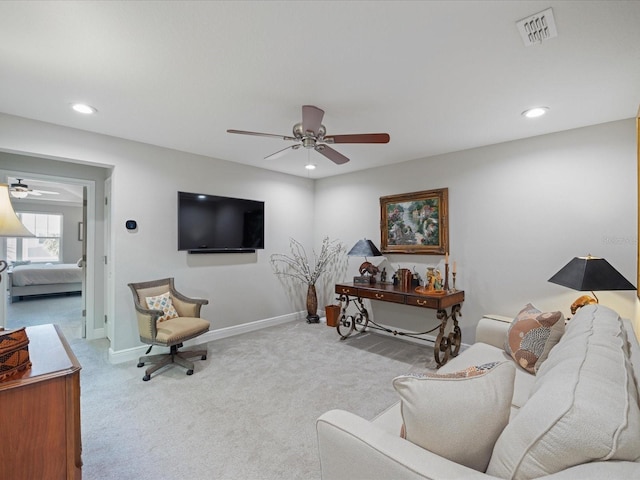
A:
[1,1,639,179]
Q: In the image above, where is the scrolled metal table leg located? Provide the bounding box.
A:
[434,309,450,367]
[352,297,369,333]
[336,294,354,339]
[434,331,450,367]
[449,304,462,357]
[337,315,356,339]
[434,304,463,367]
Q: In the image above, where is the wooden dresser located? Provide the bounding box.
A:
[0,324,82,479]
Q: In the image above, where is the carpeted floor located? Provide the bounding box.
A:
[67,320,436,480]
[6,292,83,340]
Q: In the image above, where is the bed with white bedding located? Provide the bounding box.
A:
[8,263,83,302]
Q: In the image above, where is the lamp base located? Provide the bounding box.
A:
[353,275,375,285]
[570,294,598,315]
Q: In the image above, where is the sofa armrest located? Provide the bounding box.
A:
[476,314,512,349]
[316,410,498,480]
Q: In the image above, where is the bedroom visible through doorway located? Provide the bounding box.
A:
[3,175,86,340]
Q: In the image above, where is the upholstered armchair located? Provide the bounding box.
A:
[128,278,210,381]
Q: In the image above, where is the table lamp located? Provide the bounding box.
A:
[348,238,383,284]
[0,183,35,281]
[548,254,635,314]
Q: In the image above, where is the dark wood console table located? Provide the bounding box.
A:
[334,282,464,366]
[0,324,82,479]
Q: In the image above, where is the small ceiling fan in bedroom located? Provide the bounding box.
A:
[227,105,390,165]
[9,179,60,199]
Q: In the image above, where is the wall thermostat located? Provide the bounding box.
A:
[125,220,137,230]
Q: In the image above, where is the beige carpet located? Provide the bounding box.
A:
[6,292,83,340]
[69,320,437,479]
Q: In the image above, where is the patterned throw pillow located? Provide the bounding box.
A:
[145,292,179,322]
[505,303,565,374]
[393,361,515,472]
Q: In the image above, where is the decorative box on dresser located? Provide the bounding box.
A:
[0,324,82,480]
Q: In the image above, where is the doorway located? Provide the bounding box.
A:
[3,173,94,341]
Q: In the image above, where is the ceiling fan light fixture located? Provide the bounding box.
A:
[522,106,549,118]
[71,103,97,114]
[10,190,28,199]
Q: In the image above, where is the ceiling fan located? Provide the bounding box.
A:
[10,179,60,199]
[227,105,390,165]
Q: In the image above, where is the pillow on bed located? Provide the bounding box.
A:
[145,292,179,322]
[11,260,31,267]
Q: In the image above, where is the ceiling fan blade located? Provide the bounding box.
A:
[227,129,297,141]
[315,145,350,165]
[28,191,42,196]
[34,189,60,195]
[302,105,324,135]
[324,133,390,144]
[264,144,301,160]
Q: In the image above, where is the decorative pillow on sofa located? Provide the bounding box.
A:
[504,303,565,374]
[145,292,179,322]
[487,304,640,479]
[392,361,515,472]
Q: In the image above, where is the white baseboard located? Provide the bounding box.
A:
[87,327,105,340]
[108,311,304,364]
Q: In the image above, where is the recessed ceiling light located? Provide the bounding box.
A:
[305,163,316,170]
[71,103,97,114]
[522,106,549,118]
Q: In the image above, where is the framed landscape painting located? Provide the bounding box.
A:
[380,188,449,255]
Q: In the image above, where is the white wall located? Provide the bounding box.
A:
[314,119,639,344]
[1,113,637,355]
[0,113,315,353]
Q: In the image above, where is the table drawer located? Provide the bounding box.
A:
[359,289,405,304]
[406,295,439,309]
[335,285,358,296]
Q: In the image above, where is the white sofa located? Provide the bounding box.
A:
[316,304,640,479]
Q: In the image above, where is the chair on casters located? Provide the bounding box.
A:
[128,278,211,381]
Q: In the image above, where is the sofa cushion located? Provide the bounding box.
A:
[393,361,515,472]
[145,292,179,322]
[487,304,640,479]
[504,303,565,374]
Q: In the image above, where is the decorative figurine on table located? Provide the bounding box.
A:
[380,267,387,283]
[434,269,443,291]
[356,261,379,284]
[425,267,436,291]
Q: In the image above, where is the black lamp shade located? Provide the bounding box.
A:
[548,256,635,291]
[348,238,382,257]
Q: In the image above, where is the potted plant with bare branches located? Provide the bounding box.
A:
[270,237,346,323]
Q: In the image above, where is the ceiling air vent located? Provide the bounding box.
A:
[516,7,558,46]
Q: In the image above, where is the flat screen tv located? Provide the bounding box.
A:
[177,191,265,253]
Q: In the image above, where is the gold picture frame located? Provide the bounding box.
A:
[380,188,449,255]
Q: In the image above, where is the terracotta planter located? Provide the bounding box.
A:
[325,305,341,327]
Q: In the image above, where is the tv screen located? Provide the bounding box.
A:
[177,191,265,252]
